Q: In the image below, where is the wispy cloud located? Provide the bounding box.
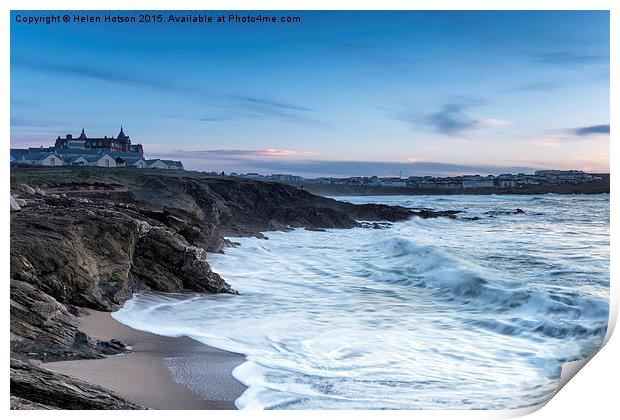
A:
[573,124,610,136]
[12,58,322,126]
[533,124,610,146]
[10,97,41,108]
[478,118,511,127]
[333,42,419,74]
[10,117,65,128]
[532,51,608,66]
[394,97,508,136]
[425,102,479,134]
[148,148,538,177]
[503,81,562,93]
[229,95,315,113]
[155,148,318,160]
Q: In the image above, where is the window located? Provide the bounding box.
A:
[50,157,55,165]
[104,159,109,167]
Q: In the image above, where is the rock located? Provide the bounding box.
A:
[10,279,123,361]
[15,198,27,207]
[132,227,236,294]
[414,209,462,219]
[10,195,237,315]
[34,187,46,196]
[10,358,144,409]
[485,208,526,216]
[360,221,392,229]
[10,195,21,212]
[10,396,52,410]
[50,194,61,199]
[18,183,36,195]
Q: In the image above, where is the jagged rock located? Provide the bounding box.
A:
[360,221,392,229]
[485,208,526,217]
[15,198,27,207]
[10,207,139,311]
[34,187,46,196]
[10,358,144,409]
[10,279,124,361]
[11,396,52,410]
[10,195,21,212]
[132,227,236,294]
[18,183,36,195]
[414,209,462,219]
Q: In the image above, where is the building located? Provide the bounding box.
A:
[462,176,495,189]
[270,174,303,182]
[11,127,184,170]
[145,159,184,170]
[54,127,144,155]
[123,157,147,168]
[20,151,64,166]
[85,154,116,167]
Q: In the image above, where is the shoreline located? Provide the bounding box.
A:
[44,309,247,410]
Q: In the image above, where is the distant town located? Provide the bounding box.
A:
[229,170,605,192]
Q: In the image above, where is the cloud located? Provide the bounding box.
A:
[149,148,538,177]
[12,58,322,126]
[333,42,418,74]
[573,124,610,136]
[229,95,315,113]
[10,117,65,128]
[533,124,610,146]
[196,116,231,122]
[10,97,40,108]
[425,102,479,134]
[532,51,607,66]
[157,148,314,159]
[503,81,562,93]
[479,118,511,127]
[533,134,566,147]
[13,58,180,92]
[394,97,505,136]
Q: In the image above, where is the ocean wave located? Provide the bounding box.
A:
[113,194,609,410]
[365,236,608,340]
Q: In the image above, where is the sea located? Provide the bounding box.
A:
[113,194,610,410]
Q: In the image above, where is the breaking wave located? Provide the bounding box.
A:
[114,194,609,409]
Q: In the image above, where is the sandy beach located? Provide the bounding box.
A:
[44,309,247,410]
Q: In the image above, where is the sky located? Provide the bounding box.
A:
[10,10,610,176]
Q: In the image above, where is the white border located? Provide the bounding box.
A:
[2,2,616,419]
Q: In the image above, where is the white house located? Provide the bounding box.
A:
[64,155,89,166]
[124,157,147,168]
[22,151,64,166]
[145,159,184,170]
[145,159,167,169]
[86,153,115,168]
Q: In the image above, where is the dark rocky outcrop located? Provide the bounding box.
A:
[10,358,143,409]
[10,168,458,409]
[10,279,126,362]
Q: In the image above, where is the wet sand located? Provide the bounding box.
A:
[44,309,247,410]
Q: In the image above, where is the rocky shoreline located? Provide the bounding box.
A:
[9,167,458,409]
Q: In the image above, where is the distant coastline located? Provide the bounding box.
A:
[280,174,610,196]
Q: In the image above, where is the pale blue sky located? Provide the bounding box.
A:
[11,10,610,176]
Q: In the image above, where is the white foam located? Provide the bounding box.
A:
[113,194,609,410]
